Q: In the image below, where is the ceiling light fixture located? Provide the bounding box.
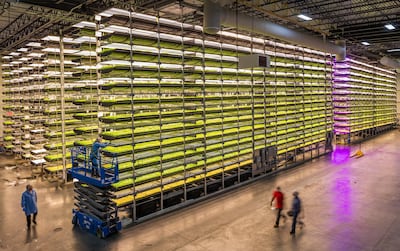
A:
[387,48,400,52]
[26,42,41,47]
[297,14,312,21]
[361,42,370,46]
[17,48,29,52]
[385,24,395,30]
[73,21,96,29]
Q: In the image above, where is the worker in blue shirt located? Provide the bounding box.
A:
[21,184,38,229]
[90,137,108,177]
[290,191,301,235]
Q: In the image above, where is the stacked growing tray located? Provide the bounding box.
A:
[0,28,100,179]
[71,23,100,149]
[41,36,80,176]
[3,53,23,155]
[82,8,334,222]
[41,34,98,178]
[1,55,16,153]
[333,58,397,143]
[22,46,48,165]
[1,49,40,157]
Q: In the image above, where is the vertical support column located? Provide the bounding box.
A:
[234,30,241,184]
[250,37,255,177]
[0,63,3,138]
[300,48,306,161]
[262,39,268,174]
[127,9,137,222]
[218,30,225,189]
[179,5,188,202]
[95,16,102,134]
[155,10,164,211]
[59,32,67,182]
[200,23,207,196]
[397,73,400,121]
[273,41,278,169]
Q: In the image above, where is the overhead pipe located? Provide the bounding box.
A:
[380,56,400,72]
[203,0,346,61]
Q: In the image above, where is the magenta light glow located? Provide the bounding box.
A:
[331,146,350,164]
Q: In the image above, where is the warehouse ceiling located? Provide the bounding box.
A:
[0,0,400,63]
[232,0,400,61]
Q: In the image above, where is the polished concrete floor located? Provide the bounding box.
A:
[1,130,400,251]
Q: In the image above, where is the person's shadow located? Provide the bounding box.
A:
[25,226,38,244]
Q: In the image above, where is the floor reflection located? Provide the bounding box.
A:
[332,173,353,222]
[330,146,351,165]
[25,226,38,244]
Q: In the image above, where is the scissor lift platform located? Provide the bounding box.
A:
[69,146,121,238]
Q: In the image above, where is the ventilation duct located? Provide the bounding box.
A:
[203,0,346,61]
[380,56,400,72]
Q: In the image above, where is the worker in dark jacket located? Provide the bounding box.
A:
[290,191,301,235]
[90,137,108,177]
[21,184,38,229]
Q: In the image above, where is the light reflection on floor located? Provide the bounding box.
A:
[330,145,351,165]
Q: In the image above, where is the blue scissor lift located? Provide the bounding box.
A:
[69,146,122,238]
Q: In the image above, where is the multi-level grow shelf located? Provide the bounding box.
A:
[41,34,98,180]
[68,7,333,227]
[1,55,16,153]
[71,22,100,149]
[1,50,33,157]
[26,45,48,171]
[333,58,397,143]
[41,37,78,179]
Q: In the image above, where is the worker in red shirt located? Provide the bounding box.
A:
[270,186,286,228]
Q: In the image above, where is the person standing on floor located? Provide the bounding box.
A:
[90,136,108,177]
[270,186,286,228]
[290,191,301,235]
[21,184,38,229]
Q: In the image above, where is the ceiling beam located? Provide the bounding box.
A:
[0,8,40,42]
[0,0,11,15]
[333,17,400,30]
[332,24,400,35]
[296,0,397,17]
[308,8,399,27]
[1,18,56,53]
[366,36,400,42]
[340,30,400,40]
[0,3,93,53]
[277,0,346,14]
[237,0,330,36]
